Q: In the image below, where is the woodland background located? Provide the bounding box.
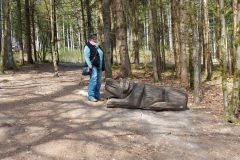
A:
[1,0,240,122]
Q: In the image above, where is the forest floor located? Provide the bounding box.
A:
[0,63,240,160]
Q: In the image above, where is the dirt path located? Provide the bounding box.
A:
[0,64,240,160]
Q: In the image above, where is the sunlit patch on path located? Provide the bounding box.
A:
[0,64,240,160]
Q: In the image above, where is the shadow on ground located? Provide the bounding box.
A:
[0,63,240,160]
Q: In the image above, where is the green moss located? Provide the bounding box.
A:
[224,105,240,124]
[224,114,240,124]
[0,64,3,73]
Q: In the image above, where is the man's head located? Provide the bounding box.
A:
[105,78,134,98]
[88,32,97,44]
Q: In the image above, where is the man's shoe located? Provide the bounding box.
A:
[88,97,98,102]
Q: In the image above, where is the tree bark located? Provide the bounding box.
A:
[160,0,166,71]
[171,0,181,77]
[232,0,238,75]
[0,0,2,55]
[1,0,15,71]
[168,3,173,52]
[203,0,212,80]
[190,0,201,103]
[149,0,161,82]
[85,0,93,35]
[220,0,228,110]
[62,16,65,50]
[77,16,83,61]
[114,0,131,77]
[80,0,87,42]
[215,0,221,60]
[130,0,140,67]
[98,0,104,45]
[179,0,189,87]
[50,0,58,76]
[103,0,112,78]
[67,27,70,50]
[110,3,116,64]
[70,21,74,50]
[227,0,240,122]
[25,0,33,63]
[198,0,204,72]
[54,5,59,63]
[16,0,24,65]
[31,0,37,62]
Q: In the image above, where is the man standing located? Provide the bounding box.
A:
[84,33,105,102]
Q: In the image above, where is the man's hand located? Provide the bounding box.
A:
[102,71,105,78]
[89,67,93,73]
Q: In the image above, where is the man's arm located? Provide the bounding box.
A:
[84,46,92,68]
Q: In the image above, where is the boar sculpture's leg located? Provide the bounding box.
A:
[143,102,187,111]
[107,98,137,109]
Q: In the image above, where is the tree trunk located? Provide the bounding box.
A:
[203,0,212,80]
[54,7,59,63]
[80,0,87,42]
[77,16,83,61]
[232,0,238,75]
[114,0,131,77]
[0,0,2,55]
[226,0,240,122]
[179,0,189,87]
[144,13,149,51]
[168,3,173,52]
[98,0,104,45]
[171,0,181,77]
[70,22,74,50]
[193,24,202,104]
[1,0,15,71]
[220,0,228,110]
[149,0,161,82]
[67,27,70,50]
[190,0,201,103]
[85,0,93,35]
[16,0,24,65]
[188,1,194,90]
[31,0,37,62]
[56,17,60,50]
[110,3,116,64]
[160,0,166,71]
[215,0,221,59]
[50,0,58,77]
[35,22,40,53]
[25,0,33,63]
[198,0,204,73]
[130,0,140,68]
[103,0,112,78]
[62,16,65,50]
